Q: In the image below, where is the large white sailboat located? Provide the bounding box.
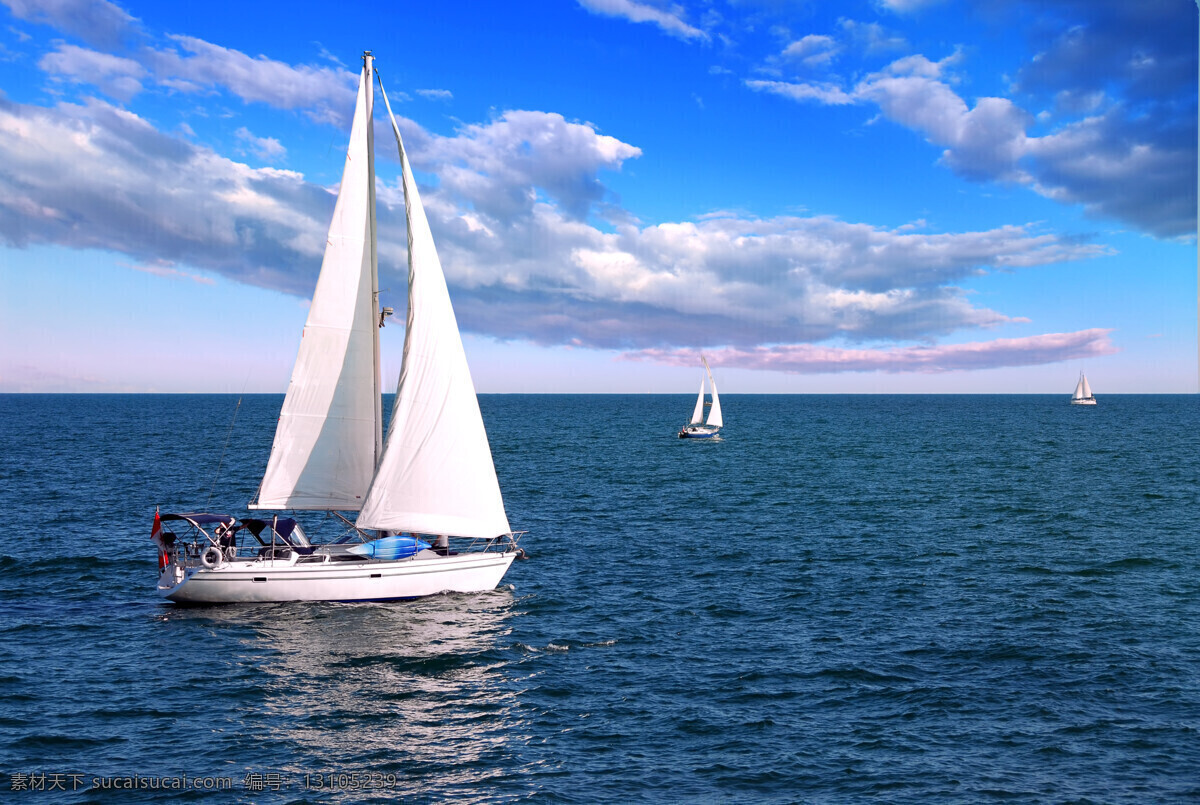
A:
[678,355,723,439]
[1070,372,1097,405]
[155,53,523,604]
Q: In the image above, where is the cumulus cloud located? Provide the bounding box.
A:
[405,180,1104,349]
[144,35,357,126]
[854,53,1033,183]
[1025,110,1195,239]
[421,109,643,221]
[745,79,855,106]
[416,88,453,101]
[781,35,840,68]
[627,329,1117,374]
[753,43,1195,238]
[576,0,708,41]
[0,95,328,296]
[875,0,948,12]
[839,19,907,55]
[1,0,136,49]
[39,43,146,101]
[235,126,286,163]
[27,31,366,130]
[0,93,1103,361]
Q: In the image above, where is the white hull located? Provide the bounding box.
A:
[158,550,517,604]
[680,424,721,438]
[1070,398,1097,405]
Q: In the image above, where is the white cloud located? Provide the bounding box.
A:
[855,55,1032,182]
[1,0,136,48]
[839,19,907,55]
[0,95,325,296]
[415,186,1105,349]
[745,79,855,106]
[781,35,840,68]
[416,88,453,101]
[235,126,286,163]
[420,109,643,221]
[0,91,1108,359]
[38,43,146,101]
[752,47,1193,238]
[875,0,947,13]
[144,35,357,126]
[576,0,708,41]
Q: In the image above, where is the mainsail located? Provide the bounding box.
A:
[355,77,511,540]
[704,356,723,428]
[252,57,381,511]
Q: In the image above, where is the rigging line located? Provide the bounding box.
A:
[206,383,247,510]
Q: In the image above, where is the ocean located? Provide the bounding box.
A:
[0,393,1197,802]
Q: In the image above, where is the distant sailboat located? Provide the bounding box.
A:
[679,355,723,438]
[154,52,524,604]
[1070,372,1097,405]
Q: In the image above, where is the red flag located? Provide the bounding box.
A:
[151,507,168,570]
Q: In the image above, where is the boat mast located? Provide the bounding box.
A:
[364,51,383,470]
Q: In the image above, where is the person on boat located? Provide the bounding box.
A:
[158,531,176,569]
[216,523,237,555]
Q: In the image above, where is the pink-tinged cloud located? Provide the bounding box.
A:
[626,329,1117,374]
[122,259,215,285]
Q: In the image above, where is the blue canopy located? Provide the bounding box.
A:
[241,518,299,544]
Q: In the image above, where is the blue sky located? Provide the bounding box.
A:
[0,0,1195,393]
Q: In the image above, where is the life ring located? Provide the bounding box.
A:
[201,546,223,568]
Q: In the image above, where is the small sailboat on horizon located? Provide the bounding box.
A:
[679,355,723,439]
[153,52,524,604]
[1070,372,1097,405]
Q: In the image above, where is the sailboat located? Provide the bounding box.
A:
[678,355,723,438]
[1070,372,1097,405]
[155,53,524,604]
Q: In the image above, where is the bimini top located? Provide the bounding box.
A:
[160,514,305,547]
[161,513,237,526]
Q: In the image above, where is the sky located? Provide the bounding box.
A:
[0,0,1195,393]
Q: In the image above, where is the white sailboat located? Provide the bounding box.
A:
[155,53,523,604]
[1070,372,1097,405]
[678,355,723,438]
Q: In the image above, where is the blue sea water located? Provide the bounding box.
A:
[0,393,1198,803]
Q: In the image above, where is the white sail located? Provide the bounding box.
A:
[252,59,380,511]
[356,82,511,540]
[1080,374,1093,399]
[703,356,723,428]
[690,377,705,424]
[1073,374,1088,400]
